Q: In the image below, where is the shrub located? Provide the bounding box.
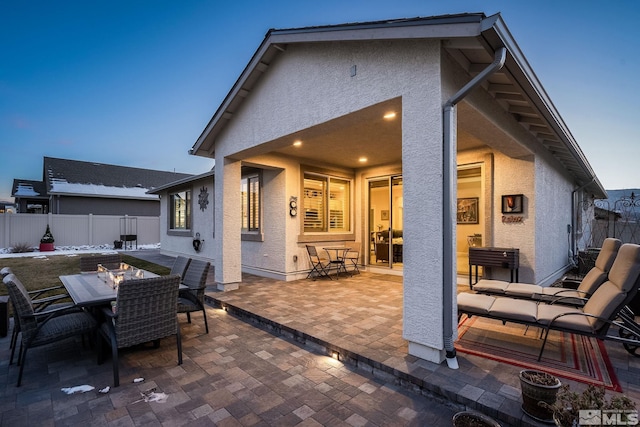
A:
[10,243,34,253]
[40,224,55,244]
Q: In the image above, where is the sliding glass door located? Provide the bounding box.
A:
[368,175,403,268]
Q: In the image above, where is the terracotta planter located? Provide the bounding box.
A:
[39,242,55,252]
[519,370,561,423]
[453,411,501,427]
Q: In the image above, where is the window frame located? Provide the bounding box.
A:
[167,188,192,237]
[241,172,262,240]
[302,170,352,235]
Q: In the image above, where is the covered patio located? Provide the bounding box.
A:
[205,270,640,425]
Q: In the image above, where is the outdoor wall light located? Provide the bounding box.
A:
[331,351,340,361]
[289,196,298,217]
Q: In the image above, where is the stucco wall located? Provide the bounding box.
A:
[533,152,575,285]
[157,176,215,262]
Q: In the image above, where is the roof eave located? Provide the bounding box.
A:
[147,169,215,194]
[480,14,607,198]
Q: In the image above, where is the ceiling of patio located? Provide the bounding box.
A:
[265,97,491,170]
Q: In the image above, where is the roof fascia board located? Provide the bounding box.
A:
[482,14,606,197]
[48,192,159,201]
[147,170,215,194]
[267,21,483,44]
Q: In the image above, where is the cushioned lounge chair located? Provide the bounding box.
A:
[472,238,622,303]
[458,243,640,359]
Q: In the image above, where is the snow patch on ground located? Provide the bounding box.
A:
[0,243,160,258]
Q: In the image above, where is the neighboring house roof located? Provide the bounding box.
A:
[147,169,215,194]
[14,157,193,201]
[190,12,606,198]
[11,179,48,198]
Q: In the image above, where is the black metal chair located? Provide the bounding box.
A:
[305,245,331,280]
[344,242,361,274]
[3,273,97,387]
[97,275,182,387]
[177,259,210,333]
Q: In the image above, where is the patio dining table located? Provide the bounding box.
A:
[60,268,170,308]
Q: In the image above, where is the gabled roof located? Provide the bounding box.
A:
[41,157,193,200]
[190,12,606,198]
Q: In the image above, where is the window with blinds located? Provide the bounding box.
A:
[241,175,260,232]
[170,190,191,230]
[303,174,350,233]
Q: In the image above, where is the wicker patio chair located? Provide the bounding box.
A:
[177,259,210,333]
[2,273,97,387]
[80,253,122,272]
[97,275,182,387]
[2,267,72,360]
[170,256,191,278]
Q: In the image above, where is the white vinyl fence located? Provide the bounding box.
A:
[0,214,160,249]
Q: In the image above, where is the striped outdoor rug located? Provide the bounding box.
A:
[456,315,621,391]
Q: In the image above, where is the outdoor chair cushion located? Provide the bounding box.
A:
[472,238,622,302]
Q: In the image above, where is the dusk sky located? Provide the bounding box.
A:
[1,0,638,202]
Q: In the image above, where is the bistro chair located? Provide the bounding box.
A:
[177,259,210,333]
[343,242,361,274]
[97,275,182,387]
[80,253,122,272]
[305,245,332,280]
[3,273,97,387]
[170,256,191,278]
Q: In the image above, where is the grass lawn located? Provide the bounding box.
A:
[0,253,170,297]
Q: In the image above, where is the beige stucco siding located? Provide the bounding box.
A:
[533,152,575,285]
[157,176,215,262]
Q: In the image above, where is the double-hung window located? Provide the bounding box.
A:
[303,173,350,233]
[241,174,260,232]
[170,190,191,231]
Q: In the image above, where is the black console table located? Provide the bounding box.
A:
[469,247,519,288]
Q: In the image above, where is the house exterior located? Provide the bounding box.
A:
[151,13,606,365]
[12,157,193,216]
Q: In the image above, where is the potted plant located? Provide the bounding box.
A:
[39,224,55,252]
[452,410,501,427]
[519,369,561,422]
[541,384,637,427]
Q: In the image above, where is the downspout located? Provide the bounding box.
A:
[442,46,507,369]
[570,177,595,266]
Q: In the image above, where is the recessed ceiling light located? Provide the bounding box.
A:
[293,140,302,147]
[358,157,368,163]
[383,112,396,120]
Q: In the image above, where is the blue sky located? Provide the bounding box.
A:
[1,0,639,201]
